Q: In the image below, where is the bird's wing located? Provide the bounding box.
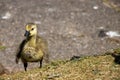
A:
[15,39,26,63]
[36,36,48,53]
[36,36,49,63]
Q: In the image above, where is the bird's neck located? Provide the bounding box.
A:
[27,35,36,47]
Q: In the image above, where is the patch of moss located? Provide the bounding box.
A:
[0,46,6,51]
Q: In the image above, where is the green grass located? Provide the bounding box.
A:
[0,54,120,80]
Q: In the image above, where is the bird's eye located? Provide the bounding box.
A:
[31,28,34,30]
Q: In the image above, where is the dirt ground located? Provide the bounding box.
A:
[0,0,120,73]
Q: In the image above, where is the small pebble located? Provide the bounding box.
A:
[93,6,99,10]
[1,12,11,20]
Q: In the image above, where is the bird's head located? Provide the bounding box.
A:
[24,23,37,38]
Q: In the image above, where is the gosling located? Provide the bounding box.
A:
[15,23,49,71]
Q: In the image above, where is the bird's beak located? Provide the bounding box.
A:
[24,31,30,37]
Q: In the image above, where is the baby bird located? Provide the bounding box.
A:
[16,23,49,71]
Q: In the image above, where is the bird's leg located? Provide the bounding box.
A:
[39,57,43,68]
[15,57,19,64]
[23,62,28,71]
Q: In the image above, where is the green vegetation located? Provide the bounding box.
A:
[103,0,120,12]
[0,54,120,80]
[113,48,120,54]
[0,46,6,51]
